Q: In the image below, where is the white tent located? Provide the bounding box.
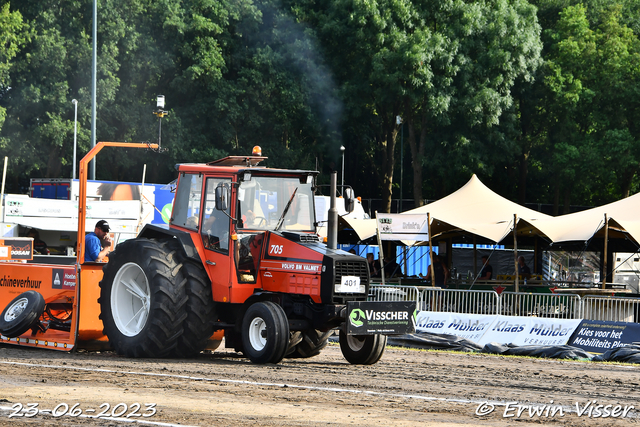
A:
[329,174,640,251]
[531,192,640,246]
[403,175,553,243]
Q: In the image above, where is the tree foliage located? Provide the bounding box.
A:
[0,0,638,214]
[0,3,25,132]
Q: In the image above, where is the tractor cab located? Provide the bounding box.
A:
[169,150,320,304]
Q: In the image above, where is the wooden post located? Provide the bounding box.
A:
[534,237,538,275]
[428,212,435,287]
[602,213,609,289]
[473,236,477,281]
[374,211,386,286]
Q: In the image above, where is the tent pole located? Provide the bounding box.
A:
[403,246,407,278]
[428,212,435,287]
[375,211,385,286]
[602,213,609,289]
[473,237,477,281]
[534,237,538,274]
[514,214,519,293]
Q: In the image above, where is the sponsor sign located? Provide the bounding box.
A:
[52,268,76,290]
[0,274,42,290]
[568,320,640,354]
[0,238,34,261]
[376,213,429,241]
[347,301,416,335]
[478,316,581,346]
[416,312,581,346]
[416,312,495,342]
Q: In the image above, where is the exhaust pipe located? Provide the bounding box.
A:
[327,172,338,249]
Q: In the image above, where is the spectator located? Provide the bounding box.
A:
[85,220,112,262]
[425,254,449,287]
[373,256,383,278]
[479,255,493,280]
[27,229,49,255]
[518,255,531,278]
[366,253,378,276]
[383,255,403,278]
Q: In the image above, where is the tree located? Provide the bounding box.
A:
[541,4,640,209]
[290,0,542,211]
[409,0,543,203]
[0,2,26,130]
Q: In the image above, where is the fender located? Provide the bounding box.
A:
[137,224,201,263]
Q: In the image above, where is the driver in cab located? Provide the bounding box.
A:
[202,212,227,250]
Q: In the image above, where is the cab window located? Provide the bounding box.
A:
[201,178,231,253]
[171,173,202,230]
[235,232,264,283]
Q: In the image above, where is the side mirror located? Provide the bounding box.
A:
[215,183,229,211]
[344,187,355,213]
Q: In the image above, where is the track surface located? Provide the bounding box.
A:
[0,341,638,426]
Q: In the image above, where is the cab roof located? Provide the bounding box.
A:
[175,156,318,176]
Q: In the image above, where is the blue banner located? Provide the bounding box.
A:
[568,320,640,354]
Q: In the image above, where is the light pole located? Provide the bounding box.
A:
[396,116,403,212]
[72,99,78,180]
[340,145,345,191]
[153,95,168,149]
[90,0,96,180]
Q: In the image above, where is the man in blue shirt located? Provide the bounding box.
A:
[84,220,112,262]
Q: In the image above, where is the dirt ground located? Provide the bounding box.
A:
[0,339,639,427]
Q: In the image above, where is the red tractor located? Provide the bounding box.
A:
[0,143,414,364]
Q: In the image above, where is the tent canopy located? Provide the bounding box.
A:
[356,175,640,250]
[403,175,553,243]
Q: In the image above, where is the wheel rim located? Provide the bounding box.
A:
[248,317,267,351]
[111,262,151,337]
[4,297,28,322]
[346,334,366,352]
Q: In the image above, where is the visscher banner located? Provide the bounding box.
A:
[346,301,416,334]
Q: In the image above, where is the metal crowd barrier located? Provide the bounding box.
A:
[419,288,499,314]
[368,285,498,314]
[498,292,582,319]
[367,285,423,308]
[582,295,640,322]
[368,285,640,322]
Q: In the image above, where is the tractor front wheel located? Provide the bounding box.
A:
[241,301,289,364]
[339,330,387,365]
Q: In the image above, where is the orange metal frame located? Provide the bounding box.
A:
[76,141,158,262]
[0,142,158,351]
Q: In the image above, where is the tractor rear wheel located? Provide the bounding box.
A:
[171,253,217,358]
[0,291,45,338]
[241,301,289,364]
[339,330,387,365]
[99,239,188,357]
